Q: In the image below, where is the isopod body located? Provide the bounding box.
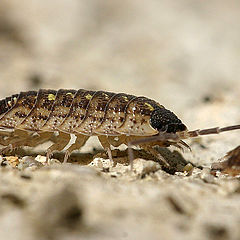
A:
[0,89,239,166]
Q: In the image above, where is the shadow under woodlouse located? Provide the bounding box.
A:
[0,89,240,171]
[4,146,191,174]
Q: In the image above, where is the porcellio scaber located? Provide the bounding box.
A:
[0,89,240,167]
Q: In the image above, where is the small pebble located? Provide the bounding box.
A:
[89,158,113,169]
[5,156,19,168]
[200,168,215,184]
[35,155,47,163]
[18,156,43,170]
[130,158,161,176]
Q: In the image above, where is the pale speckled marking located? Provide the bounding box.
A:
[7,95,18,109]
[117,97,159,136]
[74,91,115,135]
[2,88,240,170]
[94,93,136,135]
[0,91,37,128]
[85,94,93,100]
[0,90,164,136]
[48,93,56,101]
[144,102,155,111]
[3,94,19,115]
[57,89,95,133]
[0,96,13,119]
[17,89,58,131]
[40,89,77,131]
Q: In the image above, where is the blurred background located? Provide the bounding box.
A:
[1,2,240,239]
[0,0,240,128]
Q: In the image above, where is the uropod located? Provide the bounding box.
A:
[0,89,239,167]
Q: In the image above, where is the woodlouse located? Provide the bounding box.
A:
[0,89,240,167]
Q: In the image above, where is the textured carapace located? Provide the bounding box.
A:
[0,89,185,134]
[0,89,240,167]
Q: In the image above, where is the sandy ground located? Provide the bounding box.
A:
[0,1,240,239]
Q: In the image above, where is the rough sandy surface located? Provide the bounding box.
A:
[0,1,240,239]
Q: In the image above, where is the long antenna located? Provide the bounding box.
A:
[127,124,240,170]
[187,124,240,137]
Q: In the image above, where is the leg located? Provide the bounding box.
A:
[0,130,15,146]
[0,129,27,147]
[0,134,15,146]
[140,144,170,167]
[177,140,191,151]
[127,134,179,170]
[0,130,53,154]
[98,135,113,164]
[63,135,89,163]
[46,132,71,161]
[27,132,53,147]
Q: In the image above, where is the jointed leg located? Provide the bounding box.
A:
[171,140,191,152]
[0,130,53,154]
[46,132,71,161]
[140,144,170,167]
[0,129,27,147]
[63,135,89,163]
[127,134,181,170]
[0,135,15,146]
[98,135,113,164]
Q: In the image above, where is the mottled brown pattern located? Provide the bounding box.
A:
[0,89,171,136]
[17,89,57,131]
[58,89,94,133]
[0,99,9,117]
[116,97,160,136]
[133,97,163,115]
[1,89,240,169]
[41,89,77,131]
[0,91,38,128]
[7,94,19,109]
[14,91,37,110]
[95,93,136,135]
[75,91,115,134]
[0,94,20,118]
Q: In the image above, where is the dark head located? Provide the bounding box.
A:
[150,107,187,133]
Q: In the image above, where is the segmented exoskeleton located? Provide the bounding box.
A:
[0,89,240,167]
